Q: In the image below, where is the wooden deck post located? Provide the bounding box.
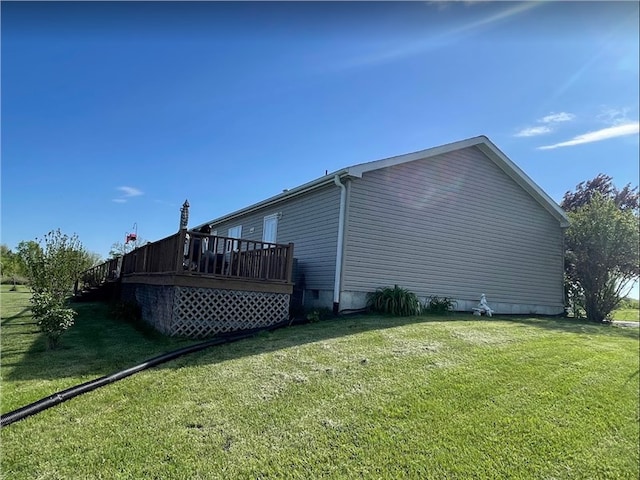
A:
[285,243,294,283]
[175,229,187,273]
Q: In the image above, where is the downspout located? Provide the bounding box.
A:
[333,175,347,314]
[562,225,568,315]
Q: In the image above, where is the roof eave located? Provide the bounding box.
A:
[345,135,569,227]
[199,169,351,228]
[345,136,488,178]
[200,135,570,230]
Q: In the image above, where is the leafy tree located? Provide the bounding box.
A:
[0,244,27,285]
[18,230,92,299]
[0,244,15,275]
[561,175,639,321]
[561,173,639,213]
[16,240,44,284]
[18,230,94,348]
[563,191,639,322]
[82,250,104,269]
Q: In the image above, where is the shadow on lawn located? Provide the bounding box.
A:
[3,302,638,383]
[154,312,639,372]
[1,302,192,382]
[494,315,640,338]
[1,308,36,327]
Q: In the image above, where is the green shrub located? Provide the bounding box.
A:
[367,285,421,316]
[424,296,457,315]
[31,291,76,348]
[31,291,55,326]
[19,229,91,301]
[39,306,77,349]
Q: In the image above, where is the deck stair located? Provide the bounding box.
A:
[73,280,118,303]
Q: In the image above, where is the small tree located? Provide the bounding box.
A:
[108,237,147,259]
[562,175,639,321]
[564,193,639,322]
[18,230,91,348]
[0,244,27,288]
[19,230,91,300]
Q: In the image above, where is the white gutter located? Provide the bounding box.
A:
[333,175,347,312]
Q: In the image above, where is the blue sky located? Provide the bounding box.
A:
[2,1,639,293]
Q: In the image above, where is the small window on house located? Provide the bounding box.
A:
[312,289,319,300]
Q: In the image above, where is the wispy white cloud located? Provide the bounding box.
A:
[514,111,576,137]
[112,186,143,203]
[597,107,631,126]
[514,126,552,137]
[117,186,143,198]
[540,112,575,123]
[538,122,640,150]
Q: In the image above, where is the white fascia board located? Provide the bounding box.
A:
[345,135,570,228]
[475,140,570,228]
[345,136,487,178]
[200,169,351,228]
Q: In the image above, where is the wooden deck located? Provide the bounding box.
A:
[79,231,294,292]
[78,231,296,337]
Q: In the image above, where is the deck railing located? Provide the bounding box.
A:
[79,232,294,290]
[180,232,294,282]
[121,233,183,275]
[76,257,122,292]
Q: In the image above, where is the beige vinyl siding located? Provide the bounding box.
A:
[209,184,341,290]
[342,146,565,308]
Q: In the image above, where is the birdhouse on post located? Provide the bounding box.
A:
[180,199,190,231]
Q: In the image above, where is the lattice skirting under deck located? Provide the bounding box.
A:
[128,284,290,338]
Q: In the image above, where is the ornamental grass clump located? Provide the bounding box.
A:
[367,285,421,316]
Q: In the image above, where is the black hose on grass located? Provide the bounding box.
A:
[0,324,281,428]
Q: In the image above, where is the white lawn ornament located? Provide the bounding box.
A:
[473,294,494,317]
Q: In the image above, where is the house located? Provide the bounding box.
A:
[196,135,570,316]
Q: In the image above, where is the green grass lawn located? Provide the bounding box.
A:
[1,286,639,479]
[611,308,640,322]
